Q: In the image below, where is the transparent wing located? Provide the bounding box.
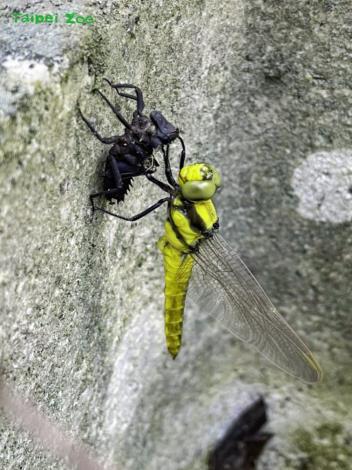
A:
[183,233,322,383]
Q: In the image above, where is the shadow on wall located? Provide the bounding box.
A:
[208,397,272,470]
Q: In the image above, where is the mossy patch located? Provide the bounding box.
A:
[289,422,352,470]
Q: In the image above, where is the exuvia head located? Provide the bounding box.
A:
[178,163,222,201]
[131,111,153,134]
[150,110,179,144]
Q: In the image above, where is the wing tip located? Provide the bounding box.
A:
[289,350,324,383]
[303,356,323,384]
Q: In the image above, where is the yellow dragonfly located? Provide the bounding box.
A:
[94,152,322,383]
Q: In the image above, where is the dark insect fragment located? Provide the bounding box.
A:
[208,397,272,470]
[78,79,186,210]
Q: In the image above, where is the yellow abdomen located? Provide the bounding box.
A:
[157,237,193,358]
[158,196,219,358]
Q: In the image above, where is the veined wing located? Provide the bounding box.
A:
[183,233,322,383]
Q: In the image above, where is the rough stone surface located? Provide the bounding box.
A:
[292,149,352,224]
[0,1,351,469]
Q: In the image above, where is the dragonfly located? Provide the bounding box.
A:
[93,152,322,383]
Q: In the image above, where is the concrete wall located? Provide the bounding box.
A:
[1,1,351,469]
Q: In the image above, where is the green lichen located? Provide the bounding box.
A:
[289,422,352,470]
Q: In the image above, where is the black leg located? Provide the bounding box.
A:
[162,145,178,188]
[95,197,170,221]
[78,107,119,144]
[178,136,186,169]
[146,174,174,194]
[94,89,132,129]
[90,189,120,211]
[103,79,145,114]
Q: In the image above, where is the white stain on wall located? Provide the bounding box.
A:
[2,57,53,94]
[292,150,352,224]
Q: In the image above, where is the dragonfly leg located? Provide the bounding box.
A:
[94,196,171,221]
[146,173,174,194]
[178,136,186,169]
[162,145,178,188]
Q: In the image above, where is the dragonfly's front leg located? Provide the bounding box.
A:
[94,197,171,221]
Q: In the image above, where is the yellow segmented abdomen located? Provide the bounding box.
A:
[158,236,194,358]
[157,185,219,359]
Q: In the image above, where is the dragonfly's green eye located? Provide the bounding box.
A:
[181,180,217,200]
[178,163,222,200]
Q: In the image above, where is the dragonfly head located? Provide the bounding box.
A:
[178,163,221,201]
